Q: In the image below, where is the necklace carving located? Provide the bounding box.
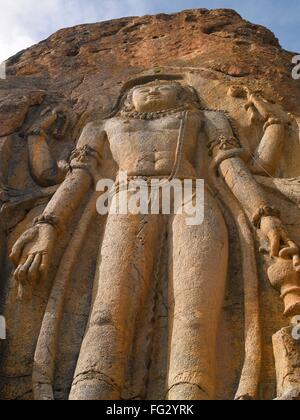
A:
[120,105,189,120]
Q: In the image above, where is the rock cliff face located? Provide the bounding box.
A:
[0,9,300,400]
[2,8,300,135]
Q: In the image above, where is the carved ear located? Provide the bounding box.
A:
[185,85,202,108]
[104,89,134,118]
[122,93,135,112]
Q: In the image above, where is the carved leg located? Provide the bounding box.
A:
[167,192,228,400]
[69,213,165,400]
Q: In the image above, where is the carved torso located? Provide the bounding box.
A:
[104,110,203,177]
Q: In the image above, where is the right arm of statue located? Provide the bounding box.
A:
[31,121,105,229]
[38,121,105,227]
[10,122,106,298]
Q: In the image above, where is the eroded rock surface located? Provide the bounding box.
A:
[0,9,300,401]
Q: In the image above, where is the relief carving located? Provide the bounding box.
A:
[2,74,299,400]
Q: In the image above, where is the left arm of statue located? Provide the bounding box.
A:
[245,93,292,176]
[219,157,298,262]
[205,111,300,271]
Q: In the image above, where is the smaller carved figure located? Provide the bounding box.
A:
[0,107,71,221]
[26,106,71,187]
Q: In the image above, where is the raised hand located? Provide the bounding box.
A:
[29,106,69,139]
[244,93,291,128]
[36,107,58,132]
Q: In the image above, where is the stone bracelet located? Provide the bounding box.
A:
[263,118,288,133]
[33,213,60,232]
[70,145,102,166]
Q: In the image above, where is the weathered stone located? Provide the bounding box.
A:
[0,8,300,401]
[273,327,300,400]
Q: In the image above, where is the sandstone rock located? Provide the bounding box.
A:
[0,9,300,401]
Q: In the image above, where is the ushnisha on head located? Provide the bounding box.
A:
[119,80,201,119]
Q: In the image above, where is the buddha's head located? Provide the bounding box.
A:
[131,83,179,112]
[121,80,200,114]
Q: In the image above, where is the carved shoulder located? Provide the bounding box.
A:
[203,110,234,140]
[76,121,107,154]
[203,111,244,167]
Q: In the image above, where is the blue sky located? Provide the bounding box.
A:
[0,0,299,63]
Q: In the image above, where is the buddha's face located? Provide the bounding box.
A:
[132,84,180,112]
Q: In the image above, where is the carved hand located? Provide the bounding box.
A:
[30,106,69,138]
[245,93,289,125]
[33,108,58,132]
[10,224,56,299]
[260,216,300,272]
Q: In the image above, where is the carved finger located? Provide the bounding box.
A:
[28,253,42,284]
[17,281,33,302]
[40,253,49,281]
[279,242,299,259]
[14,265,22,283]
[17,283,25,301]
[279,230,298,258]
[14,255,27,281]
[10,229,37,266]
[17,254,35,285]
[15,255,35,302]
[269,231,280,257]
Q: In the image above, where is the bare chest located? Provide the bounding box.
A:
[105,114,202,156]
